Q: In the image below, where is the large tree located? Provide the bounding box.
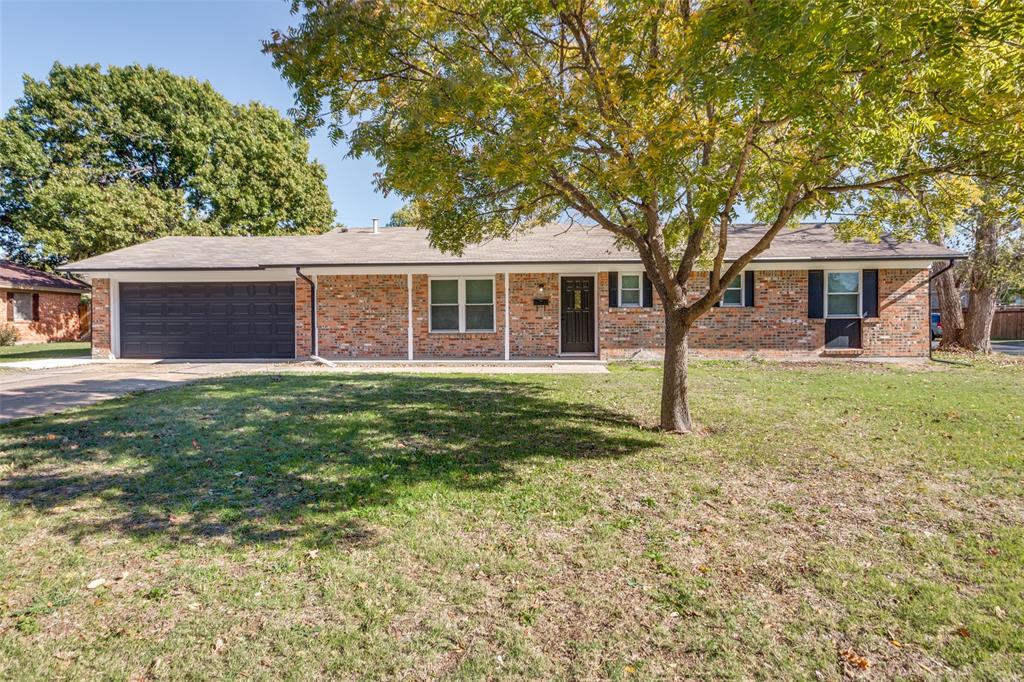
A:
[849,175,1024,352]
[267,0,1023,432]
[0,63,335,267]
[943,184,1023,351]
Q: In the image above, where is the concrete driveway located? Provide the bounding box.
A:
[0,361,285,423]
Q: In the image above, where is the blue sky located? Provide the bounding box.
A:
[0,0,403,227]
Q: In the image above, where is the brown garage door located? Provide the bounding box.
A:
[119,282,295,359]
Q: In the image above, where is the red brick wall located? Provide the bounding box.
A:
[0,288,82,344]
[90,279,112,358]
[295,277,313,357]
[86,268,929,361]
[862,268,930,356]
[318,274,408,358]
[307,272,564,360]
[509,273,561,358]
[597,271,664,356]
[598,268,930,359]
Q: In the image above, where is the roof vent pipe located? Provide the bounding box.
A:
[372,218,379,234]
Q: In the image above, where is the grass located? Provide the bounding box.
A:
[0,341,90,363]
[0,360,1021,679]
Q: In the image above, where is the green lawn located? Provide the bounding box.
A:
[0,341,90,363]
[0,361,1021,679]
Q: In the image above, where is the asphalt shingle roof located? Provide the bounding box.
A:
[60,223,962,272]
[0,260,90,292]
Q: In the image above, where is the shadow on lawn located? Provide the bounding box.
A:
[0,373,657,548]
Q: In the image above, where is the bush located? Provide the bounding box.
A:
[0,323,19,347]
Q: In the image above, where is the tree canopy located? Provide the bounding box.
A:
[387,202,421,227]
[267,0,1024,430]
[0,63,336,266]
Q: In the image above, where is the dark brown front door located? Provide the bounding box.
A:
[561,277,595,353]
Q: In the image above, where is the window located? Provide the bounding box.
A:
[429,277,495,332]
[10,292,33,321]
[429,279,459,331]
[721,274,743,307]
[464,279,494,331]
[619,273,642,306]
[826,271,860,318]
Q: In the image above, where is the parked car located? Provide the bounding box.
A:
[930,312,942,340]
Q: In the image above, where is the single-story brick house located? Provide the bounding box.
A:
[59,223,961,361]
[1,260,89,343]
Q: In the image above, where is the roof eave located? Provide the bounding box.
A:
[58,252,964,272]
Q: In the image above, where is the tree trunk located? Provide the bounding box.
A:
[961,287,997,352]
[661,311,693,433]
[959,206,1001,353]
[935,266,964,349]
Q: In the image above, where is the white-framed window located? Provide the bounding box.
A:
[721,274,744,307]
[429,277,495,332]
[618,273,642,307]
[10,292,33,321]
[825,271,861,318]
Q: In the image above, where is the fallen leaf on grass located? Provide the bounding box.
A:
[957,627,971,638]
[214,637,227,653]
[839,647,871,670]
[86,578,107,590]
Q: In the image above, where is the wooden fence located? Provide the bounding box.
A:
[992,307,1024,340]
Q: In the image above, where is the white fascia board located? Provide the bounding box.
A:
[84,259,937,281]
[301,262,634,276]
[93,268,299,283]
[734,259,937,271]
[304,259,937,275]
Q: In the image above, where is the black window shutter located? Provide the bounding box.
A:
[642,273,653,308]
[32,293,40,321]
[608,272,618,308]
[808,270,824,319]
[710,271,720,307]
[744,271,755,307]
[862,269,879,318]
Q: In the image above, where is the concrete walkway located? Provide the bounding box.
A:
[0,359,608,423]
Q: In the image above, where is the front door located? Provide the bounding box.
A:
[560,276,595,354]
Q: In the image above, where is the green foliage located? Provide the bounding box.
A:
[386,202,421,227]
[266,0,1023,295]
[0,63,335,266]
[0,323,19,347]
[964,184,1024,293]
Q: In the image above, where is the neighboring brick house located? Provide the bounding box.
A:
[60,223,961,361]
[0,260,88,343]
